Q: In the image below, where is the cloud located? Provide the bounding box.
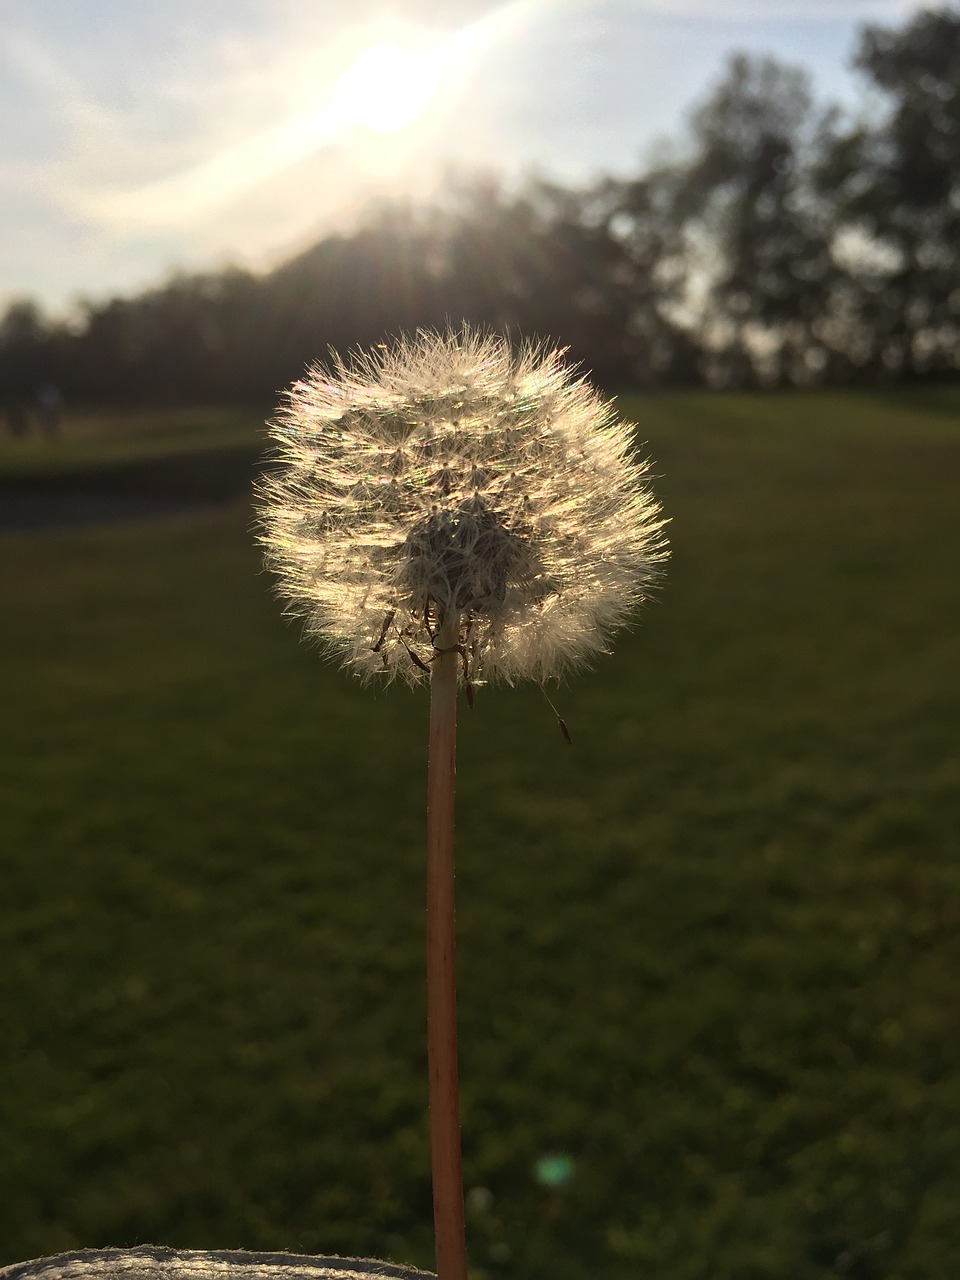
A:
[0,21,125,158]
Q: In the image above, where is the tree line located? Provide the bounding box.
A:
[3,4,960,407]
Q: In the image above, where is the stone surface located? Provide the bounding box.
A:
[0,1248,436,1280]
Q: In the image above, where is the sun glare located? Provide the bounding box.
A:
[324,41,445,135]
[88,3,545,231]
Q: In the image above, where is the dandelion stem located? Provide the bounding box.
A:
[425,610,467,1280]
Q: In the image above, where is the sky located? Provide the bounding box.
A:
[0,0,932,315]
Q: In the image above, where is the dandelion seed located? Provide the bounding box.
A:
[257,328,668,686]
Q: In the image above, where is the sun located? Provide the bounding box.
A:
[324,41,446,135]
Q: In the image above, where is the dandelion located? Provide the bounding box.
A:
[256,329,667,1280]
[258,328,667,690]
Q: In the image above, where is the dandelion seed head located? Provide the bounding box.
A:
[257,328,668,685]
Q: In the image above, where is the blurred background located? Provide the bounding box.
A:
[1,3,959,1277]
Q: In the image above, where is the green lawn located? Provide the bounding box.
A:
[0,406,265,477]
[1,389,959,1279]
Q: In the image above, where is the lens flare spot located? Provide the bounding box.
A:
[534,1152,575,1187]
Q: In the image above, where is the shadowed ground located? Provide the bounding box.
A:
[0,445,261,530]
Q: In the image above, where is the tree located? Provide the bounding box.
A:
[817,6,960,377]
[674,53,838,386]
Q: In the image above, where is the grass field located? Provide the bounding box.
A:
[1,388,959,1279]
